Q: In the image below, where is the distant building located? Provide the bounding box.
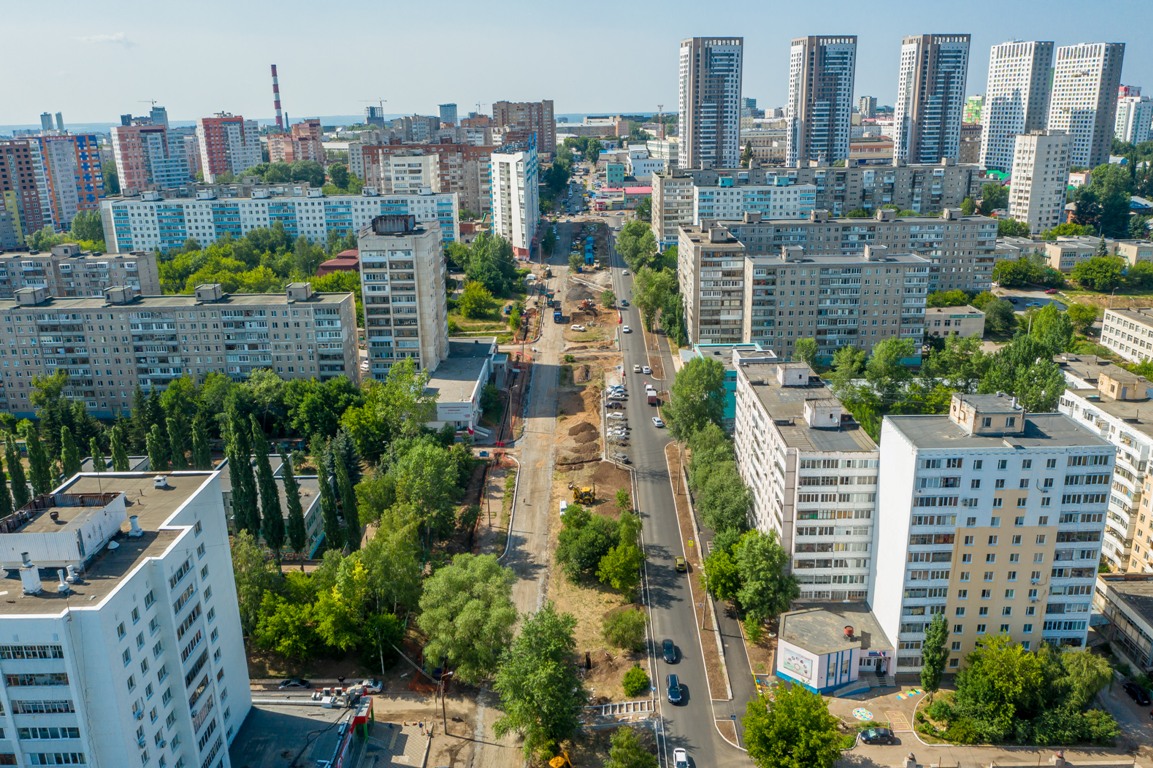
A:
[1009,130,1071,235]
[1102,307,1153,363]
[267,119,325,165]
[980,41,1054,174]
[438,103,459,127]
[786,36,857,167]
[111,123,193,193]
[316,249,360,277]
[894,34,971,164]
[1044,235,1102,271]
[858,96,877,119]
[1115,93,1153,145]
[492,100,556,155]
[490,141,539,257]
[1048,43,1125,168]
[963,94,984,124]
[0,243,160,297]
[196,113,261,182]
[678,37,744,169]
[356,143,494,216]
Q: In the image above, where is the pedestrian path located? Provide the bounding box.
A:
[362,721,428,766]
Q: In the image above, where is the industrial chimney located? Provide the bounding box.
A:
[271,64,284,131]
[19,552,43,595]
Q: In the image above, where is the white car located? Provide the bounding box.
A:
[607,413,626,421]
[633,364,642,373]
[623,269,630,275]
[570,324,586,332]
[673,748,688,768]
[652,417,665,428]
[642,366,652,375]
[622,325,632,334]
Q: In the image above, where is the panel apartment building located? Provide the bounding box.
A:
[1047,43,1126,169]
[0,282,357,418]
[0,471,251,767]
[874,393,1114,675]
[651,162,984,248]
[733,358,879,601]
[1101,308,1153,363]
[491,141,539,257]
[196,114,261,183]
[111,122,193,194]
[101,187,460,253]
[357,143,494,215]
[677,223,929,360]
[0,243,161,297]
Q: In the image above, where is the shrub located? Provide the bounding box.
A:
[603,608,647,651]
[622,665,650,697]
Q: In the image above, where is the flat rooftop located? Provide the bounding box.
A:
[1057,354,1146,387]
[690,343,776,372]
[886,411,1112,451]
[426,339,494,403]
[780,603,892,656]
[926,305,983,317]
[1106,307,1153,329]
[0,473,214,616]
[215,456,321,515]
[0,292,352,311]
[739,362,876,453]
[1099,575,1153,627]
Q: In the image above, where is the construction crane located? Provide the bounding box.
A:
[138,99,158,107]
[656,104,664,139]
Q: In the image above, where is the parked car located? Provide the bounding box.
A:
[279,678,311,690]
[673,748,689,768]
[666,674,684,704]
[571,324,586,332]
[611,453,631,464]
[652,417,665,428]
[662,638,679,664]
[642,365,652,375]
[633,364,642,373]
[859,727,896,745]
[1045,288,1060,294]
[607,401,625,410]
[607,413,626,421]
[623,270,630,276]
[360,679,383,694]
[675,556,687,573]
[622,325,632,333]
[1123,680,1152,706]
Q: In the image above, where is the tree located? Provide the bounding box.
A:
[568,252,583,273]
[5,437,29,509]
[463,232,519,295]
[556,506,620,583]
[601,288,617,308]
[458,281,497,319]
[230,530,277,635]
[635,195,652,223]
[960,197,977,216]
[927,289,971,308]
[69,210,105,245]
[1066,302,1100,335]
[191,416,211,469]
[983,299,1017,336]
[361,522,423,616]
[1042,222,1095,240]
[997,218,1030,237]
[59,427,81,478]
[978,182,1008,215]
[254,593,318,660]
[110,424,131,472]
[23,424,54,496]
[339,359,436,463]
[0,453,13,520]
[88,437,104,473]
[696,463,752,534]
[744,685,843,768]
[622,666,651,698]
[921,613,949,693]
[167,416,189,470]
[102,160,120,195]
[282,452,308,560]
[604,727,658,768]
[665,356,725,440]
[702,545,742,602]
[980,335,1067,412]
[493,602,586,758]
[734,530,799,628]
[597,538,643,596]
[1029,303,1074,354]
[387,439,457,547]
[1071,255,1125,292]
[250,418,284,564]
[417,554,516,685]
[615,220,659,271]
[602,608,647,651]
[793,338,818,368]
[316,445,343,551]
[328,163,350,190]
[631,266,677,331]
[334,449,360,552]
[225,407,260,535]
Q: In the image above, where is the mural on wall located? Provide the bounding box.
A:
[781,651,813,682]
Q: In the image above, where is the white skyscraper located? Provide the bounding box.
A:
[786,36,858,167]
[1115,94,1153,145]
[1008,130,1071,235]
[894,34,971,165]
[490,141,539,257]
[678,37,744,169]
[979,41,1054,173]
[1047,43,1126,169]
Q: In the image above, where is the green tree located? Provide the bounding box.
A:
[316,445,343,551]
[865,337,916,409]
[250,417,284,564]
[635,195,652,223]
[927,289,971,308]
[997,218,1031,237]
[102,160,120,195]
[631,266,677,331]
[282,453,308,560]
[702,544,742,602]
[191,416,212,469]
[387,439,457,547]
[88,437,104,472]
[1029,303,1074,353]
[696,462,752,534]
[1066,302,1100,335]
[23,423,54,495]
[226,410,260,535]
[744,685,844,768]
[110,424,131,472]
[339,359,436,463]
[5,437,29,509]
[417,553,517,685]
[0,454,13,519]
[59,426,81,478]
[978,181,1008,215]
[568,252,583,273]
[230,530,277,635]
[980,335,1067,413]
[458,281,497,319]
[597,538,643,596]
[1071,255,1126,292]
[493,602,587,758]
[328,163,350,190]
[1042,222,1095,240]
[602,608,647,651]
[166,416,189,470]
[601,288,617,307]
[921,613,949,693]
[463,232,519,295]
[615,220,659,271]
[622,666,651,698]
[253,593,318,660]
[983,299,1018,336]
[604,726,658,768]
[361,520,423,616]
[556,505,620,582]
[665,356,725,440]
[734,530,799,628]
[69,210,105,246]
[793,337,818,367]
[334,449,360,552]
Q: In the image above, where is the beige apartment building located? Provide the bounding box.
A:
[874,393,1113,674]
[925,305,985,338]
[0,243,161,297]
[0,282,357,417]
[1044,236,1103,271]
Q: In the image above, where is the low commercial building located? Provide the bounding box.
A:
[776,604,894,692]
[426,338,501,438]
[1116,240,1153,266]
[733,360,878,601]
[217,455,325,558]
[1101,307,1153,363]
[0,243,161,297]
[925,305,984,338]
[1094,575,1153,674]
[1044,236,1102,271]
[681,343,777,429]
[0,282,358,417]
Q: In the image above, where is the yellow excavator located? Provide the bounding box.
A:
[548,751,573,768]
[572,486,595,505]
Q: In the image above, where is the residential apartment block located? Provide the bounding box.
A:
[111,123,193,194]
[678,37,744,169]
[101,187,459,253]
[0,243,160,297]
[979,41,1054,174]
[1058,356,1153,573]
[196,114,262,183]
[358,215,448,377]
[1115,94,1153,145]
[267,119,325,165]
[490,141,539,257]
[0,283,357,417]
[0,139,51,238]
[694,180,816,225]
[786,36,857,167]
[1043,235,1102,271]
[1008,130,1071,235]
[1102,308,1153,363]
[492,100,556,156]
[733,358,878,601]
[0,470,251,767]
[651,163,984,248]
[677,224,929,359]
[1047,43,1125,169]
[894,34,971,164]
[355,143,494,216]
[1,134,104,235]
[874,393,1114,674]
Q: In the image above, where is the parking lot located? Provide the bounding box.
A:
[229,703,351,768]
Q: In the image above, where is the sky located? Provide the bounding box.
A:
[1,0,1151,126]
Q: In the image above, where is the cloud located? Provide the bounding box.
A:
[75,32,135,48]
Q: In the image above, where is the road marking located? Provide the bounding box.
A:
[886,710,911,731]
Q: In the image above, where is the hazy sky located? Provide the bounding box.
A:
[2,0,1150,125]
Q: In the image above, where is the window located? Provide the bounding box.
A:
[1003,606,1013,616]
[1023,623,1033,633]
[1008,571,1017,581]
[1036,534,1047,545]
[983,571,994,581]
[1022,459,1032,470]
[981,589,991,599]
[949,658,960,668]
[990,517,1000,528]
[951,641,961,651]
[995,479,1006,489]
[955,607,965,616]
[963,535,974,546]
[988,535,998,545]
[144,590,155,609]
[974,460,983,470]
[957,589,968,599]
[117,623,126,640]
[122,649,131,667]
[953,624,964,634]
[977,623,987,634]
[986,554,996,563]
[132,607,140,624]
[1046,459,1056,469]
[997,460,1008,470]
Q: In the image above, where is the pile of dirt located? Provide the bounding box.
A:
[559,443,602,466]
[572,430,598,445]
[568,421,597,437]
[573,364,591,383]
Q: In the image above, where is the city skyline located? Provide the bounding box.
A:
[1,0,1148,126]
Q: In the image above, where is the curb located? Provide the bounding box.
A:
[498,459,521,562]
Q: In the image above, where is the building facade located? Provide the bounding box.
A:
[1101,308,1153,363]
[1044,235,1101,271]
[101,187,460,253]
[874,393,1114,675]
[693,180,816,224]
[267,119,325,165]
[1115,94,1153,145]
[786,36,857,167]
[733,359,879,601]
[0,243,160,297]
[490,142,539,257]
[678,37,744,169]
[491,100,556,156]
[0,470,251,767]
[112,124,193,194]
[979,41,1054,174]
[358,215,448,377]
[356,143,494,216]
[196,115,262,183]
[0,139,50,239]
[0,283,357,417]
[1047,43,1126,169]
[894,34,971,165]
[30,134,105,230]
[1008,130,1071,235]
[925,305,985,338]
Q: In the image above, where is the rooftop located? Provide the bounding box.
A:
[215,456,321,516]
[0,473,214,616]
[1098,574,1153,628]
[1105,307,1153,329]
[427,339,495,403]
[0,291,353,312]
[689,342,777,373]
[926,305,983,317]
[738,362,876,453]
[779,603,892,656]
[886,410,1111,451]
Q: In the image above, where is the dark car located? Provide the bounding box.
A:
[662,638,678,664]
[621,299,630,307]
[1123,680,1152,706]
[278,677,311,690]
[666,674,684,704]
[859,727,896,745]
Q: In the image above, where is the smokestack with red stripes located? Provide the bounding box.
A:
[271,64,284,131]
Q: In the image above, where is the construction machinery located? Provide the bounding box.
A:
[572,486,595,505]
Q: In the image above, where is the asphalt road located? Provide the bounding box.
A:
[608,233,753,768]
